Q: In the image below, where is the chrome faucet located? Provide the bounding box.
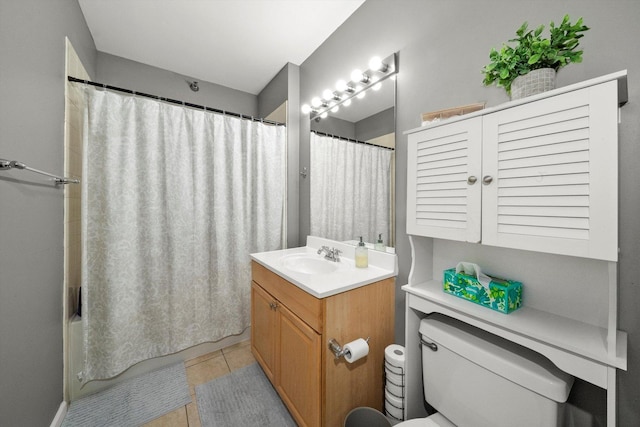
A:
[317,245,342,262]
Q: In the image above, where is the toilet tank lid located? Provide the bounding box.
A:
[419,314,574,402]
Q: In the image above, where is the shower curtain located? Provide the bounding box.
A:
[80,86,286,381]
[309,132,391,244]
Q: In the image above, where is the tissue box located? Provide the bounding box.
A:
[443,268,523,314]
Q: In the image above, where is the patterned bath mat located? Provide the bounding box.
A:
[62,362,191,426]
[196,362,296,427]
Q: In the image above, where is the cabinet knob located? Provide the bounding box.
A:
[467,176,477,185]
[269,302,278,310]
[482,175,493,185]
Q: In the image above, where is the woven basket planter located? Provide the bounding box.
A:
[511,68,556,100]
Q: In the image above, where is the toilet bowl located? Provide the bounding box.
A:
[396,314,574,427]
[396,413,455,427]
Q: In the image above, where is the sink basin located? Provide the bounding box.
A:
[281,253,339,275]
[251,236,398,298]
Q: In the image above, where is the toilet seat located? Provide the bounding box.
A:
[395,413,456,427]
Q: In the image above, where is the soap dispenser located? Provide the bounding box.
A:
[375,233,385,251]
[355,236,368,268]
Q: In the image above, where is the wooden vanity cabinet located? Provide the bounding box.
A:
[251,261,395,427]
[250,281,278,382]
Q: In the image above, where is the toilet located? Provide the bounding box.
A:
[396,314,574,427]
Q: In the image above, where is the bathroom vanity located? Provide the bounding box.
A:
[402,71,628,426]
[251,236,398,427]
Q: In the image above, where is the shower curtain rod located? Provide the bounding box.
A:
[67,76,286,126]
[311,130,394,150]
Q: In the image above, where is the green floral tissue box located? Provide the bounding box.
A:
[443,267,523,314]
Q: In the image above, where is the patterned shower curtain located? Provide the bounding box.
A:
[80,86,286,381]
[309,132,392,244]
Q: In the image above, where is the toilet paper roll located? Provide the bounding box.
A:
[385,367,404,385]
[385,388,403,408]
[385,344,406,370]
[385,379,404,398]
[343,338,369,363]
[385,389,404,420]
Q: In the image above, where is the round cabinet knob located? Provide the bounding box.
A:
[482,175,493,185]
[467,176,477,185]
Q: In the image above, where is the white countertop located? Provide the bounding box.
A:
[250,236,398,298]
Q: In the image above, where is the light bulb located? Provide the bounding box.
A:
[357,91,366,99]
[372,82,382,91]
[331,105,339,113]
[320,111,328,119]
[335,79,348,92]
[343,99,352,107]
[322,89,334,100]
[301,104,312,114]
[369,56,383,71]
[311,97,322,108]
[351,69,364,83]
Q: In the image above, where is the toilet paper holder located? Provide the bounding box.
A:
[328,337,370,360]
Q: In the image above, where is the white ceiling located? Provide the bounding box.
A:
[78,0,366,95]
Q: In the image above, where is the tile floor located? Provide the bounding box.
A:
[142,340,256,427]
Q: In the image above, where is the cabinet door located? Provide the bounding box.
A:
[482,81,618,260]
[407,117,483,242]
[276,303,321,427]
[251,282,277,382]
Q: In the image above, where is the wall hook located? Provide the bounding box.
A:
[300,167,308,179]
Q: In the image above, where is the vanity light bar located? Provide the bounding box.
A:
[302,53,398,120]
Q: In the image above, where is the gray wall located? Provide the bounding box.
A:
[356,107,394,141]
[96,52,258,117]
[258,63,288,118]
[285,63,301,249]
[0,0,96,425]
[300,0,640,423]
[258,63,301,249]
[310,107,394,141]
[311,116,357,139]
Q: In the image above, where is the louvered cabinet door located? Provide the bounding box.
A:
[407,117,483,242]
[481,81,619,260]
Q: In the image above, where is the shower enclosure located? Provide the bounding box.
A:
[67,81,286,392]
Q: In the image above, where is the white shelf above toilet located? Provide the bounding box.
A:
[403,279,626,389]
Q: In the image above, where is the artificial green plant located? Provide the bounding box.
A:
[482,15,589,94]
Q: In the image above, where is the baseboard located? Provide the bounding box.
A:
[50,401,67,427]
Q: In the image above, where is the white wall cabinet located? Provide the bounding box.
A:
[407,116,483,242]
[403,71,628,427]
[407,75,623,261]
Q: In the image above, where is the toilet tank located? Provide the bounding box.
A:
[419,314,574,427]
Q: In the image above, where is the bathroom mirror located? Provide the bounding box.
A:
[309,72,396,248]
